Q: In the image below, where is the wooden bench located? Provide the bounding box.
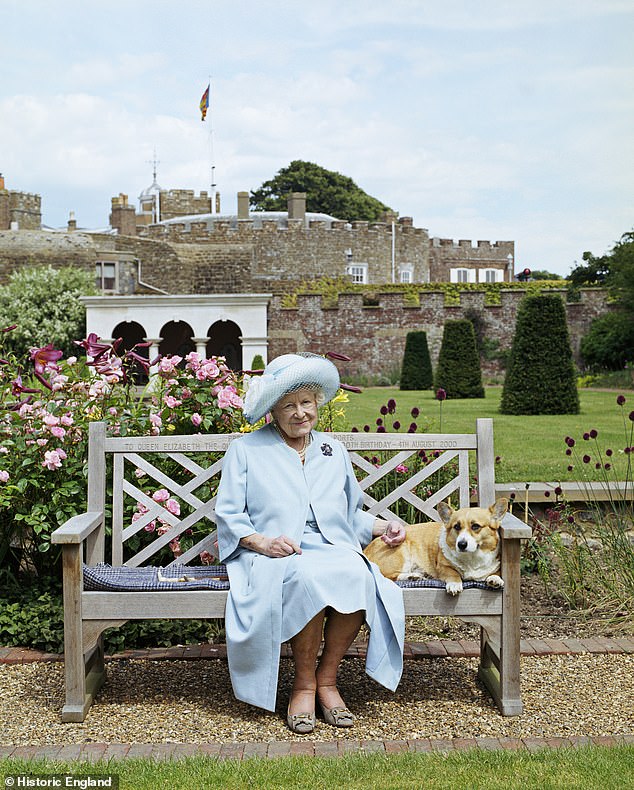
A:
[51,418,532,722]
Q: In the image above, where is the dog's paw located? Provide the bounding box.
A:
[485,574,504,589]
[445,580,463,596]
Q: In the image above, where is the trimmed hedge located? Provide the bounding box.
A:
[500,294,579,414]
[400,331,433,390]
[434,319,485,399]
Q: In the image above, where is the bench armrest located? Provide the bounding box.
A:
[500,512,532,540]
[51,512,104,545]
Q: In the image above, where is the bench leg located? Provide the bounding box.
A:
[61,547,91,722]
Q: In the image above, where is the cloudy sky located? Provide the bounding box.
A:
[2,0,632,275]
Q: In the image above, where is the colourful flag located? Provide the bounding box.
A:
[200,84,210,121]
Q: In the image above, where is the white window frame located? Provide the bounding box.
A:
[346,263,368,284]
[479,268,501,283]
[399,266,413,284]
[95,261,118,292]
[450,267,475,283]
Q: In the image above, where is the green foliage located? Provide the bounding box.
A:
[400,331,433,390]
[580,311,634,371]
[0,331,245,579]
[250,353,265,370]
[250,160,392,221]
[279,276,572,309]
[500,295,579,415]
[434,320,484,399]
[530,269,565,280]
[0,266,97,362]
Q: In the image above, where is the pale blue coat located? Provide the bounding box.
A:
[215,423,405,711]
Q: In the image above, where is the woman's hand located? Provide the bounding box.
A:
[380,520,407,547]
[240,532,302,557]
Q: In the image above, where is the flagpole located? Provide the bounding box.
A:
[208,74,216,215]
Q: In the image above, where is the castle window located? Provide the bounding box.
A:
[346,264,368,284]
[399,266,413,284]
[479,268,501,283]
[95,261,117,291]
[450,268,475,283]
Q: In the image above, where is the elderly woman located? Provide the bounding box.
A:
[215,353,406,733]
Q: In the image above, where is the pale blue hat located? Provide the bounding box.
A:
[243,353,340,424]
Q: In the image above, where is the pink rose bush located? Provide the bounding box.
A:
[0,326,246,574]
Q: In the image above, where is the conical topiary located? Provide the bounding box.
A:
[434,319,485,399]
[500,294,579,414]
[400,330,433,390]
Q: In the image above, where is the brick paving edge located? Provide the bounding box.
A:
[1,735,633,761]
[1,637,633,665]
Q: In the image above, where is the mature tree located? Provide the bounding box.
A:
[530,269,564,280]
[250,160,392,221]
[0,266,97,362]
[570,231,634,370]
[500,294,579,415]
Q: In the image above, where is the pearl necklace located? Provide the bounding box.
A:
[274,423,311,462]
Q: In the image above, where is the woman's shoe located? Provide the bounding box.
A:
[318,701,355,728]
[286,707,316,734]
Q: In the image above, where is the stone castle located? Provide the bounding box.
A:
[0,174,607,377]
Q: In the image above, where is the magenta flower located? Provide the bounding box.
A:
[380,405,388,416]
[340,383,362,393]
[565,437,575,447]
[74,333,111,360]
[30,344,63,374]
[393,421,401,430]
[1,324,18,333]
[165,498,181,516]
[589,429,598,439]
[191,413,203,427]
[411,407,420,418]
[617,394,626,406]
[436,388,447,401]
[11,375,40,396]
[583,455,591,464]
[152,488,170,503]
[408,422,417,432]
[387,398,396,413]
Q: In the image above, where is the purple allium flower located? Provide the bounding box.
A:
[544,491,550,497]
[626,447,632,455]
[595,462,601,469]
[436,388,447,401]
[565,448,572,456]
[589,429,598,439]
[351,426,359,432]
[629,412,634,422]
[583,432,590,441]
[510,492,516,500]
[605,463,611,470]
[583,455,591,463]
[617,394,626,406]
[377,425,386,433]
[387,398,397,413]
[567,516,575,524]
[495,456,501,463]
[409,422,417,432]
[363,425,370,432]
[376,418,383,426]
[411,407,420,418]
[606,448,613,456]
[380,405,388,416]
[565,437,575,448]
[393,421,401,430]
[567,465,574,471]
[555,486,562,496]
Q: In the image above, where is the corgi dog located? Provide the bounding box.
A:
[365,498,509,595]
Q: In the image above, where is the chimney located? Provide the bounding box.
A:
[287,192,306,222]
[109,193,137,236]
[67,210,77,232]
[0,174,5,190]
[237,191,250,220]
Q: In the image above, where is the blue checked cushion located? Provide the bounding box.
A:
[83,563,230,591]
[83,563,496,593]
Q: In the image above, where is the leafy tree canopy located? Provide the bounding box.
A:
[250,160,392,222]
[0,266,97,362]
[569,231,634,310]
[530,269,564,280]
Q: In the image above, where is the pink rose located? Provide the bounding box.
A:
[0,470,9,483]
[152,488,170,503]
[191,413,202,427]
[165,498,181,516]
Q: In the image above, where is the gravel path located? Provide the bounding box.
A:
[1,652,632,746]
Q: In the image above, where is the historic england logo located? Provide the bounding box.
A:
[320,443,333,456]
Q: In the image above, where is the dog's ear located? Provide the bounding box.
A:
[436,501,454,525]
[489,497,509,523]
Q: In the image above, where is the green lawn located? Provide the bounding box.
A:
[2,747,634,789]
[339,387,633,483]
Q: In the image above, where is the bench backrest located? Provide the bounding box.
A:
[84,419,495,568]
